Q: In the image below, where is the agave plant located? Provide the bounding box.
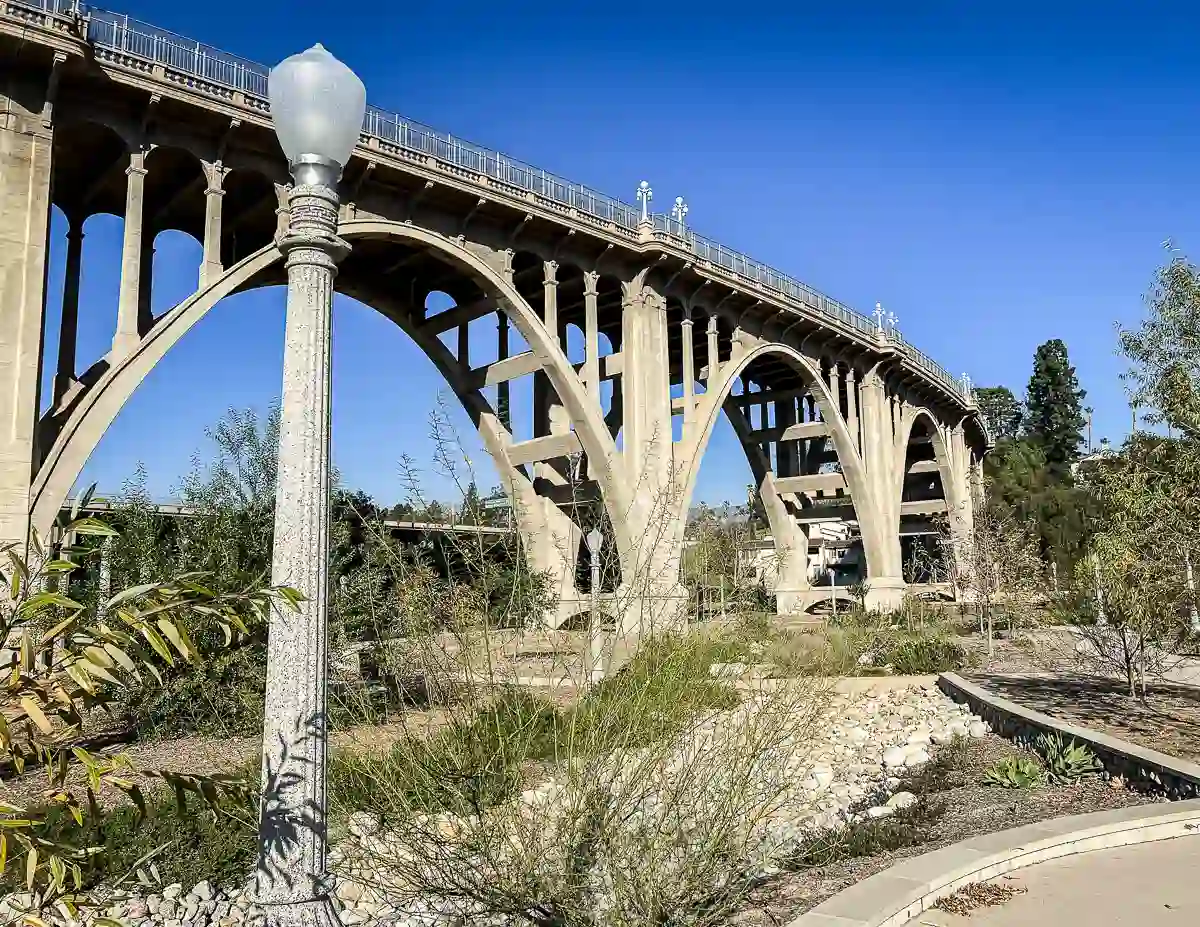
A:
[1036,733,1103,782]
[0,490,300,920]
[983,755,1043,789]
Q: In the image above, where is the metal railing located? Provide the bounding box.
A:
[10,0,968,401]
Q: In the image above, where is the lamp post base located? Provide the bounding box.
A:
[257,897,341,927]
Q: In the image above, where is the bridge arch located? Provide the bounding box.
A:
[31,218,630,550]
[895,406,955,506]
[672,341,892,586]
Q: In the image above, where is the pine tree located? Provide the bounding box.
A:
[1024,339,1086,482]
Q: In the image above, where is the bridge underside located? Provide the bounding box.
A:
[0,8,990,636]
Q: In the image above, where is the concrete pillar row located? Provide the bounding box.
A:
[112,149,148,360]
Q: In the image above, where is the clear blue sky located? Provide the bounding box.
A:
[48,0,1200,505]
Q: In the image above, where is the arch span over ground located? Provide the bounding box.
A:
[672,341,893,587]
[31,219,629,545]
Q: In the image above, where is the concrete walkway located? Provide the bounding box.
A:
[906,836,1200,925]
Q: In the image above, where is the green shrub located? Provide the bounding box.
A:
[571,634,740,750]
[119,636,268,738]
[787,796,946,868]
[983,756,1043,789]
[902,737,972,795]
[1036,733,1103,782]
[3,791,256,893]
[884,637,967,675]
[331,689,563,823]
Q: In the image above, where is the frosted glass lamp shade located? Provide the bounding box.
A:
[269,44,366,174]
[586,527,605,556]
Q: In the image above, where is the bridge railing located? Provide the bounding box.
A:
[11,0,970,403]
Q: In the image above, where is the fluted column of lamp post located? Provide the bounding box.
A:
[255,43,366,927]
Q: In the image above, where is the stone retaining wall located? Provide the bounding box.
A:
[938,672,1200,799]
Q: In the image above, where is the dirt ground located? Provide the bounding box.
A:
[949,630,1200,766]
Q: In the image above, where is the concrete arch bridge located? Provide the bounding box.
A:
[0,2,990,630]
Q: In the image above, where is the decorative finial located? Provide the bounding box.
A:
[873,302,885,334]
[636,181,653,223]
[961,372,973,395]
[671,195,689,227]
[886,311,899,338]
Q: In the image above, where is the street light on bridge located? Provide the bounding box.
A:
[258,42,366,927]
[637,180,653,223]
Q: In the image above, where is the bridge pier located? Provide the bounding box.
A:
[0,73,54,555]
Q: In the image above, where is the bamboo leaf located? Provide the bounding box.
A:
[0,833,8,873]
[68,518,119,538]
[24,846,37,889]
[38,614,78,648]
[63,662,94,696]
[102,644,138,678]
[83,646,114,669]
[19,697,52,735]
[78,658,122,688]
[19,631,32,673]
[156,620,191,660]
[137,625,174,665]
[104,583,161,610]
[49,855,65,892]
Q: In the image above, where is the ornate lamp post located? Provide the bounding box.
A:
[636,180,653,223]
[583,526,605,684]
[257,44,366,927]
[671,195,689,229]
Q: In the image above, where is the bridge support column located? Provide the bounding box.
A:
[53,219,83,405]
[201,161,226,288]
[758,473,811,614]
[0,80,53,552]
[113,150,148,360]
[617,278,687,634]
[858,368,905,610]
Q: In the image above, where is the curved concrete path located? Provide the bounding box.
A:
[906,836,1200,925]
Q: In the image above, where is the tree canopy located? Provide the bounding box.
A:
[975,386,1024,442]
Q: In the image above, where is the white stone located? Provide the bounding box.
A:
[866,805,893,819]
[886,790,917,810]
[968,721,987,738]
[162,885,183,901]
[348,811,381,838]
[190,881,214,902]
[903,748,930,767]
[883,746,907,768]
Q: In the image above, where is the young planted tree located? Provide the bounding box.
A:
[947,491,1045,654]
